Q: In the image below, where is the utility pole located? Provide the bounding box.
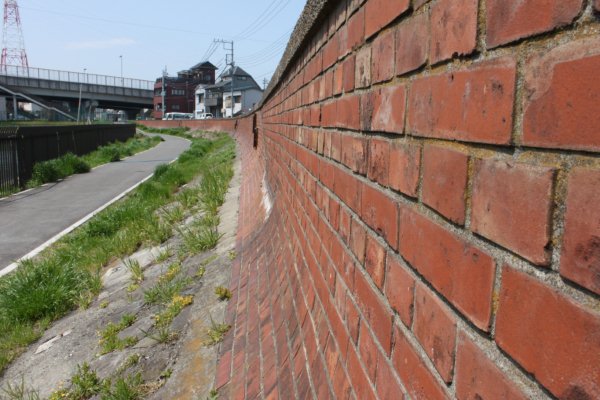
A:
[161,66,167,118]
[214,39,234,118]
[77,68,86,123]
[263,78,269,90]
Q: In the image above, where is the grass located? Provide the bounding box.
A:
[215,286,232,301]
[26,135,162,188]
[48,364,144,400]
[0,131,235,373]
[123,258,144,284]
[98,314,138,355]
[0,131,235,372]
[205,318,231,346]
[0,184,19,198]
[136,125,191,138]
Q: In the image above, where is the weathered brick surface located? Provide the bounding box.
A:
[364,0,410,38]
[522,37,600,151]
[421,145,468,224]
[142,0,600,397]
[496,267,600,399]
[371,28,395,83]
[430,0,478,64]
[560,168,600,295]
[407,58,516,145]
[399,207,495,330]
[486,0,583,48]
[395,12,428,76]
[471,158,555,265]
[413,283,457,383]
[455,333,528,400]
[389,142,420,197]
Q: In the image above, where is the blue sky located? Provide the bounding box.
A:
[16,0,306,84]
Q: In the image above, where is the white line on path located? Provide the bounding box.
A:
[0,137,187,278]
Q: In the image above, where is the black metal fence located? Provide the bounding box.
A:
[0,124,135,195]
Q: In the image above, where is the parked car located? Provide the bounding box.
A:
[163,112,193,120]
[195,112,214,120]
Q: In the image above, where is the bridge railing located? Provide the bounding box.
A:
[0,66,154,90]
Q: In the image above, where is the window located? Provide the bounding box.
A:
[172,104,180,110]
[198,94,204,103]
[204,75,210,81]
[171,89,185,96]
[155,104,162,110]
[234,95,241,104]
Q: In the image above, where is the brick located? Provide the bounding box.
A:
[496,267,600,399]
[333,166,361,213]
[430,0,478,64]
[367,138,390,186]
[371,28,395,83]
[487,0,583,48]
[337,95,361,130]
[365,234,386,289]
[375,352,406,400]
[347,344,377,400]
[365,0,410,38]
[361,183,399,250]
[471,158,555,265]
[341,135,367,174]
[392,325,450,400]
[399,207,495,330]
[455,333,528,400]
[358,323,379,383]
[342,55,356,93]
[421,145,468,225]
[321,101,336,128]
[350,217,367,263]
[522,37,600,151]
[323,34,339,70]
[560,168,600,295]
[347,6,365,51]
[385,253,415,327]
[333,65,343,95]
[355,45,371,89]
[365,85,406,134]
[395,12,429,76]
[389,142,420,197]
[354,270,393,354]
[413,284,457,383]
[408,58,516,145]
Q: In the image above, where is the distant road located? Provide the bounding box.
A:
[0,134,190,271]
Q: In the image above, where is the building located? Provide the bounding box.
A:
[195,66,263,119]
[153,61,217,119]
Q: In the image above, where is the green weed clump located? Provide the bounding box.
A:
[215,286,232,301]
[0,131,235,374]
[98,314,138,354]
[28,153,91,187]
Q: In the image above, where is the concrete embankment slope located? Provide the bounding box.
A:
[140,0,600,398]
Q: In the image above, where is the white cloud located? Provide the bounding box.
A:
[66,37,136,50]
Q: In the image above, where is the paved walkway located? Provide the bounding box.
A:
[0,134,190,269]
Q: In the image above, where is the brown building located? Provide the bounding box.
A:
[153,61,217,119]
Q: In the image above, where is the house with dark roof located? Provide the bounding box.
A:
[153,61,217,119]
[195,65,263,118]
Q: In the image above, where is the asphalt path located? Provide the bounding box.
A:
[0,134,190,269]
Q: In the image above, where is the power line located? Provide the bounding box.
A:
[233,0,292,40]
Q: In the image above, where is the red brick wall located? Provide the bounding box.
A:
[141,1,600,398]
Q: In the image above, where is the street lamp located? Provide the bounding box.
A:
[119,55,123,85]
[77,68,86,123]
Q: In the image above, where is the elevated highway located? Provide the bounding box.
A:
[0,66,154,117]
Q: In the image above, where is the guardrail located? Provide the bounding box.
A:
[0,66,154,90]
[0,124,135,196]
